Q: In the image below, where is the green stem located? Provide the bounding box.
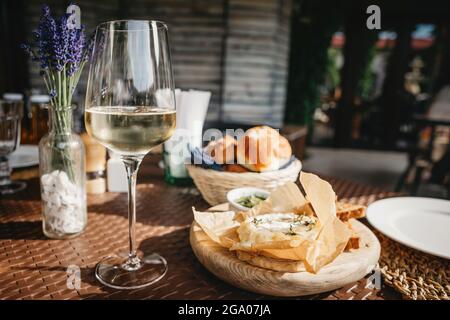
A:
[39,60,90,182]
[50,108,75,182]
[57,71,61,107]
[62,66,67,107]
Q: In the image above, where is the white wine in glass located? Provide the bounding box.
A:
[85,106,176,156]
[85,20,176,289]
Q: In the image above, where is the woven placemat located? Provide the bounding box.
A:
[377,233,449,300]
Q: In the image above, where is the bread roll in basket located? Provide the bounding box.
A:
[187,126,302,206]
[237,126,292,172]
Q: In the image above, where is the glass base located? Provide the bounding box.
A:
[95,252,168,290]
[0,181,26,195]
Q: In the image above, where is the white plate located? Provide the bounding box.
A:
[10,145,39,168]
[366,197,450,259]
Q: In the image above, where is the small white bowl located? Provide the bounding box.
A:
[226,187,270,212]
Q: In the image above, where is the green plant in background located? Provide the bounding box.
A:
[357,45,376,101]
[326,47,342,91]
[285,0,343,134]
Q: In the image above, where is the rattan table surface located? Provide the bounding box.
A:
[0,157,402,300]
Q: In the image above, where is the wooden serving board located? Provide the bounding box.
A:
[190,203,381,297]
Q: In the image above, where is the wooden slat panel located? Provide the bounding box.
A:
[126,0,225,122]
[222,0,292,127]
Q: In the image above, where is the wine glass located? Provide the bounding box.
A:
[85,20,176,289]
[0,100,27,195]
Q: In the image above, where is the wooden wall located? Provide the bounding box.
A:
[21,0,291,126]
[222,0,291,127]
[125,0,226,122]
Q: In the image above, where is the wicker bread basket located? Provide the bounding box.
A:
[186,159,302,206]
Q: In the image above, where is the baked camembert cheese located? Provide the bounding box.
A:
[238,213,320,246]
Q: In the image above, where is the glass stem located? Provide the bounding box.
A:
[122,156,143,271]
[0,156,12,186]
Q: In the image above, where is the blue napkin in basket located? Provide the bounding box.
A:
[189,145,296,172]
[189,145,224,171]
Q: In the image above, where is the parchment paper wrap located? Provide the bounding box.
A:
[193,172,352,273]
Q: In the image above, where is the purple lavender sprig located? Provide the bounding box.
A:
[22,4,93,182]
[22,4,93,108]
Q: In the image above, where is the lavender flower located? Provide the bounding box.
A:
[22,4,92,107]
[55,14,69,71]
[66,25,85,76]
[34,5,59,70]
[21,44,35,60]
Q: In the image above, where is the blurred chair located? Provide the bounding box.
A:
[396,86,450,198]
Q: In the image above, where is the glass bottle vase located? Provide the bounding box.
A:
[39,106,87,239]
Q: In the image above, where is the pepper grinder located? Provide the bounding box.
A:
[81,133,106,194]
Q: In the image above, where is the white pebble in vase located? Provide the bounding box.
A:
[40,170,86,236]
